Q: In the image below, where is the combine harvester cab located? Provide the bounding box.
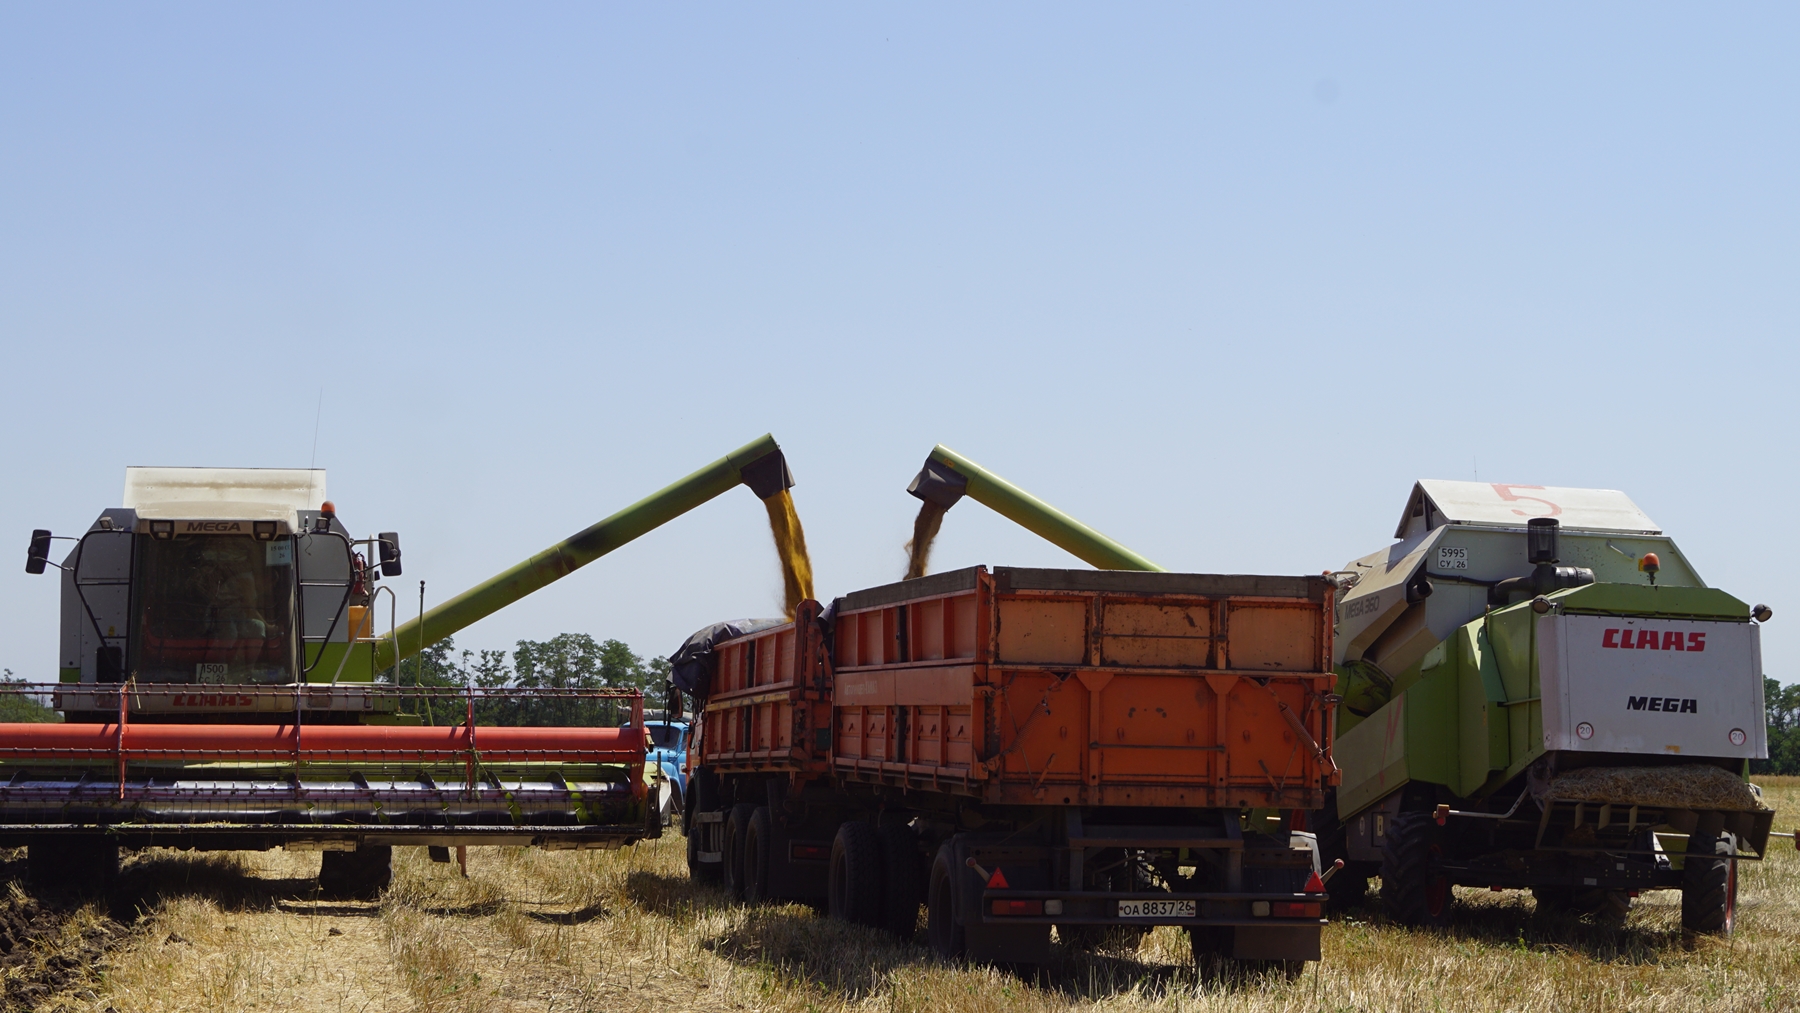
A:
[677,447,1340,970]
[1322,480,1776,933]
[13,437,800,895]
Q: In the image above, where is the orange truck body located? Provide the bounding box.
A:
[683,565,1337,966]
[694,566,1337,810]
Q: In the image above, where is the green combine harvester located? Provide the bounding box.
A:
[1319,480,1776,933]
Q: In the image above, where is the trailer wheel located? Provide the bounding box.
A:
[722,803,758,902]
[743,807,773,904]
[1379,811,1451,928]
[828,821,884,927]
[319,845,391,901]
[1681,831,1737,935]
[926,843,966,959]
[876,823,922,939]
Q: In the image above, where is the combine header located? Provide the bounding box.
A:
[14,436,801,895]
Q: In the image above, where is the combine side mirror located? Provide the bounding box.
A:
[378,532,403,577]
[25,530,51,575]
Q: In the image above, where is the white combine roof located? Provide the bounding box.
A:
[1395,479,1660,540]
[123,467,327,527]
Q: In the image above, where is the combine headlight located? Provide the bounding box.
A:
[149,520,174,540]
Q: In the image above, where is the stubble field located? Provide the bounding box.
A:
[4,778,1797,1013]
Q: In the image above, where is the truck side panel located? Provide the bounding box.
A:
[830,568,1336,809]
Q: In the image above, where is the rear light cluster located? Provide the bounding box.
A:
[1270,901,1322,918]
[788,843,830,862]
[991,898,1064,917]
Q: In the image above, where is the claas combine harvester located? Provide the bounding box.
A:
[1319,481,1777,933]
[12,435,801,897]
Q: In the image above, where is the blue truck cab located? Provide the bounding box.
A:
[632,717,690,825]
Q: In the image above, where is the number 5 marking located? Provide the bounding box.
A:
[1490,484,1562,518]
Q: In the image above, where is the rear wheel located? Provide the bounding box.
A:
[1379,811,1451,928]
[828,821,884,927]
[722,803,758,901]
[319,846,391,901]
[926,843,966,959]
[876,823,923,939]
[1681,832,1737,934]
[743,807,773,905]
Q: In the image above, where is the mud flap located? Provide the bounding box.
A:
[1231,925,1321,961]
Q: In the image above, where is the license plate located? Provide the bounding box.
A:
[1117,899,1196,919]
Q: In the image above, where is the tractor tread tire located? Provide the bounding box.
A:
[1681,832,1737,935]
[1379,811,1451,928]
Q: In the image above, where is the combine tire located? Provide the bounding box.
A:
[742,807,773,904]
[319,846,391,900]
[828,821,884,928]
[27,837,118,894]
[1379,811,1451,928]
[722,803,758,901]
[1681,832,1737,934]
[926,843,966,959]
[877,823,923,939]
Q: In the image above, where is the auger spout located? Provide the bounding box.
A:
[375,434,795,670]
[906,443,1164,573]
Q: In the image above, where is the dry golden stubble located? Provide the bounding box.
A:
[67,777,1800,1013]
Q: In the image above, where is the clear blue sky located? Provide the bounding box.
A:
[2,6,1794,681]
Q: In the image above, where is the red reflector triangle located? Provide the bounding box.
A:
[1303,871,1326,894]
[986,867,1009,889]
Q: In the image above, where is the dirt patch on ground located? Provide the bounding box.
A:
[0,857,122,1010]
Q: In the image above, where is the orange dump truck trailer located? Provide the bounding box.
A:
[679,565,1339,966]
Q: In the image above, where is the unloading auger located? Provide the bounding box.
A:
[904,443,1165,573]
[9,435,800,895]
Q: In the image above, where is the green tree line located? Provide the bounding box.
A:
[385,634,671,728]
[1756,677,1800,775]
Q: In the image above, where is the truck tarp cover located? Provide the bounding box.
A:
[669,618,786,698]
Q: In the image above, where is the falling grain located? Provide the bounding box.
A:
[762,489,814,618]
[904,501,946,580]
